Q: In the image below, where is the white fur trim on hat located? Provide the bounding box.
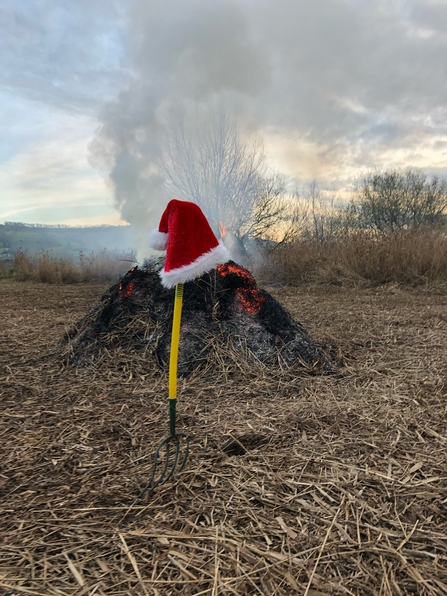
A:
[149,229,168,251]
[160,242,229,288]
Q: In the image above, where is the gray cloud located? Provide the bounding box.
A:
[3,0,447,228]
[130,0,271,98]
[0,0,128,113]
[252,0,447,140]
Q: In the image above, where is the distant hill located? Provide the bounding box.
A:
[0,222,136,260]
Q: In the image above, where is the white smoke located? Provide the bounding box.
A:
[88,0,447,259]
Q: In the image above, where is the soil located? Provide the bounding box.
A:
[1,279,447,595]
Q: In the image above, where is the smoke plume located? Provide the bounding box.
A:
[89,0,447,257]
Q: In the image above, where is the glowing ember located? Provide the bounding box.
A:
[235,288,263,315]
[118,267,138,298]
[120,281,136,299]
[217,262,265,315]
[217,262,253,281]
[219,221,227,239]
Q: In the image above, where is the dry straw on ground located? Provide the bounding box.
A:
[1,279,447,595]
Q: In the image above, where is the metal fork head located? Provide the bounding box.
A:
[136,433,190,500]
[152,433,190,488]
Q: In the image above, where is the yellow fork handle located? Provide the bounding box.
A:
[169,283,184,401]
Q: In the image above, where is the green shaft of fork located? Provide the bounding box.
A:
[169,283,184,436]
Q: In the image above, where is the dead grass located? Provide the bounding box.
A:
[0,259,13,280]
[1,279,447,594]
[268,228,447,287]
[11,249,135,284]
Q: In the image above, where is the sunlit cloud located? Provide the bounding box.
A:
[0,103,121,225]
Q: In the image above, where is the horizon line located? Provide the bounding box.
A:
[1,221,131,229]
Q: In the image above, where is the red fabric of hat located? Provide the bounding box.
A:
[149,199,229,288]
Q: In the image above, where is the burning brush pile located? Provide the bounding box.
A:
[57,260,332,375]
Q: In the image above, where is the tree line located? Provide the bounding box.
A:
[158,103,447,253]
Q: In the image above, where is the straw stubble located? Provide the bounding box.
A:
[1,280,446,594]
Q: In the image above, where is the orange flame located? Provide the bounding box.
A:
[217,262,252,281]
[219,221,227,239]
[217,263,265,315]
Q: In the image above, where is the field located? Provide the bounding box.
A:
[0,224,134,260]
[1,279,447,595]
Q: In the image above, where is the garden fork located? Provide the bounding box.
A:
[136,283,190,499]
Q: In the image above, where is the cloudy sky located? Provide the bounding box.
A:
[1,0,447,227]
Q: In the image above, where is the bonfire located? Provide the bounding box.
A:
[58,259,332,376]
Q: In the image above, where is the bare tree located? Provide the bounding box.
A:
[159,103,292,251]
[349,168,447,233]
[299,180,347,244]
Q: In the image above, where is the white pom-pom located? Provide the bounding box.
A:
[149,229,168,251]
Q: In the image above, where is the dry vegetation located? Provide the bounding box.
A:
[265,229,447,287]
[6,228,447,290]
[1,272,447,595]
[9,249,135,284]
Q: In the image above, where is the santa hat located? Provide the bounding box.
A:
[149,199,229,288]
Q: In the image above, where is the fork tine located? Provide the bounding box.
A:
[135,433,190,500]
[157,439,178,487]
[174,434,190,473]
[153,438,172,488]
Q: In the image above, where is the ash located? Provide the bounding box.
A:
[58,261,332,375]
